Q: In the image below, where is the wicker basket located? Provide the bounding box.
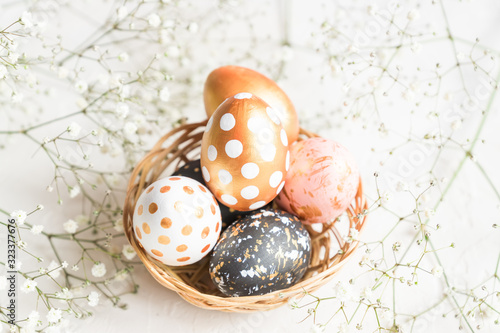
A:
[123,119,368,312]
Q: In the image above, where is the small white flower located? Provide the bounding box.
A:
[67,122,81,138]
[63,219,79,233]
[57,67,69,79]
[396,181,409,192]
[361,286,373,299]
[187,22,198,33]
[21,279,38,293]
[11,92,24,104]
[115,102,129,118]
[88,291,99,307]
[411,41,422,53]
[46,185,54,192]
[122,244,136,260]
[27,310,40,327]
[8,52,19,64]
[349,228,359,242]
[338,322,350,333]
[10,210,27,225]
[402,89,415,101]
[147,13,161,27]
[0,65,7,79]
[333,281,354,303]
[55,288,73,300]
[46,308,62,323]
[382,191,392,203]
[407,9,420,21]
[17,240,27,249]
[310,324,325,333]
[69,186,80,198]
[159,87,170,102]
[47,260,62,278]
[113,218,124,231]
[91,262,107,278]
[451,119,462,130]
[118,52,129,62]
[74,80,88,93]
[166,45,180,58]
[431,265,443,278]
[20,12,34,29]
[116,6,128,20]
[0,276,7,290]
[71,265,79,272]
[61,261,68,268]
[124,122,137,135]
[424,208,435,218]
[37,204,44,210]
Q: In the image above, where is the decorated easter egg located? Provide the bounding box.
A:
[203,65,299,143]
[200,93,289,211]
[172,159,248,229]
[275,137,359,224]
[209,208,311,296]
[133,176,222,266]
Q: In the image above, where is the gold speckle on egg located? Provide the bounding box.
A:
[201,227,210,239]
[201,244,211,253]
[142,222,151,234]
[198,185,207,193]
[169,177,181,181]
[135,226,142,239]
[158,235,170,245]
[176,244,188,252]
[146,186,154,193]
[160,186,171,193]
[161,217,172,228]
[181,225,192,236]
[174,201,183,212]
[195,206,204,218]
[151,249,163,257]
[149,203,158,214]
[183,186,194,194]
[137,205,143,215]
[177,256,190,262]
[210,204,216,215]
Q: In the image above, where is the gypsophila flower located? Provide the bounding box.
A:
[10,210,27,224]
[124,122,137,135]
[88,291,99,307]
[122,244,137,260]
[115,102,129,118]
[431,265,443,278]
[333,281,354,303]
[57,66,69,79]
[47,260,62,278]
[55,288,73,300]
[71,265,79,272]
[61,261,68,268]
[17,240,27,249]
[382,191,392,203]
[338,323,350,333]
[20,12,34,29]
[63,219,79,233]
[67,122,82,138]
[159,86,171,102]
[21,279,38,293]
[310,324,325,333]
[147,13,161,27]
[407,9,420,21]
[27,310,40,327]
[69,186,80,198]
[46,308,62,323]
[114,218,124,231]
[91,262,107,277]
[74,80,88,93]
[361,287,373,299]
[116,6,128,20]
[118,52,129,62]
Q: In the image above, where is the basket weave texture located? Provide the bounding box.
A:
[123,119,368,312]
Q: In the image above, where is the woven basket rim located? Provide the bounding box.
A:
[123,120,368,312]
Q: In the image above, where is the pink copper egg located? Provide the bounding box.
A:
[275,137,359,224]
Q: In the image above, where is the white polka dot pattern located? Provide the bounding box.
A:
[221,194,238,205]
[241,163,259,179]
[266,107,281,125]
[207,145,217,161]
[220,113,235,131]
[249,201,266,210]
[225,140,243,158]
[276,181,285,195]
[269,171,282,188]
[285,151,290,171]
[241,186,259,199]
[202,166,210,182]
[218,169,232,185]
[200,94,289,211]
[280,128,288,146]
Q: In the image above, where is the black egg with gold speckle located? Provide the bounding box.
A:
[173,159,254,230]
[209,208,311,297]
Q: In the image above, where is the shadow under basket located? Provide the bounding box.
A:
[123,119,368,312]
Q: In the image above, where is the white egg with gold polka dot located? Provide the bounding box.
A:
[132,176,222,266]
[200,93,289,211]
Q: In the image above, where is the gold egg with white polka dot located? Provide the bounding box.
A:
[201,93,289,212]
